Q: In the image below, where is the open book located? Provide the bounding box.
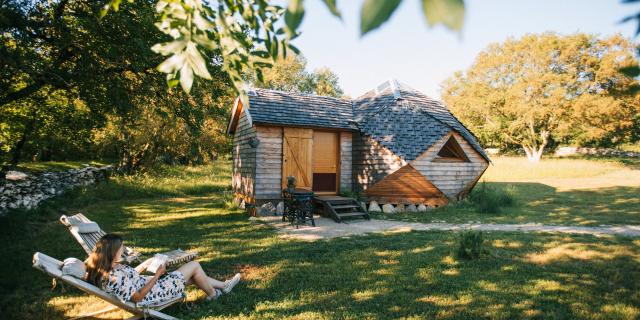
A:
[146,254,168,273]
[147,249,197,273]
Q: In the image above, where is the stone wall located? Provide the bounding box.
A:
[1,165,112,214]
[555,147,640,158]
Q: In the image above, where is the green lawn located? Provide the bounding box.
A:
[11,160,111,173]
[1,160,639,319]
[372,156,640,226]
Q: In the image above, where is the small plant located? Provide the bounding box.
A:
[339,189,363,201]
[456,231,487,260]
[222,191,238,210]
[467,182,515,214]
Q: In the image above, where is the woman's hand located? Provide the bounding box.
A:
[131,263,166,303]
[154,263,166,277]
[134,258,154,273]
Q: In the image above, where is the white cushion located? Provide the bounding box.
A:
[75,222,100,233]
[61,258,86,279]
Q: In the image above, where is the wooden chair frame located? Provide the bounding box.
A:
[59,213,141,263]
[32,252,180,320]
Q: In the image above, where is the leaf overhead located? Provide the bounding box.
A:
[321,0,341,18]
[360,0,403,36]
[620,66,640,78]
[285,0,305,38]
[421,0,465,31]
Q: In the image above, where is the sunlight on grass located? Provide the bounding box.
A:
[524,242,636,265]
[417,293,473,306]
[3,161,640,319]
[483,156,630,181]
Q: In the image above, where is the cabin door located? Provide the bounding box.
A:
[312,131,339,193]
[282,128,313,190]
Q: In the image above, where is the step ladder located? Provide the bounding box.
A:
[313,196,370,223]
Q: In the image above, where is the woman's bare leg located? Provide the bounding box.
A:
[207,276,226,288]
[177,261,216,297]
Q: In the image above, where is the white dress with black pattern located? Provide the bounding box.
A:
[103,264,186,306]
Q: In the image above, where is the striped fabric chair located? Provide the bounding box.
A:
[32,252,180,320]
[59,213,141,263]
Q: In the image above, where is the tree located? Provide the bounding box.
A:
[251,54,344,97]
[0,0,234,172]
[101,0,467,95]
[441,33,640,162]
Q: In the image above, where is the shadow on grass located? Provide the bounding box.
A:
[2,176,639,319]
[373,182,640,227]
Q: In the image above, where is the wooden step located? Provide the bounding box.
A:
[332,204,359,210]
[337,212,368,218]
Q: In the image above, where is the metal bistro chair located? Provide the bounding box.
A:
[282,188,315,228]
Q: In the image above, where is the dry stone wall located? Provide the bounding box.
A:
[1,165,112,214]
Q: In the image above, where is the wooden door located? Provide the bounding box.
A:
[282,128,313,190]
[312,131,338,193]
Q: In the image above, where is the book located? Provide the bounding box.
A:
[146,253,168,273]
[146,249,197,273]
[163,249,197,266]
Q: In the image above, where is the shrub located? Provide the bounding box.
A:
[468,182,515,214]
[456,231,487,260]
[339,189,363,201]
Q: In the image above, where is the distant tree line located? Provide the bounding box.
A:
[442,33,640,161]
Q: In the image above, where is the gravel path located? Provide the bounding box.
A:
[254,215,640,240]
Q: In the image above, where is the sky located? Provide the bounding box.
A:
[291,0,640,99]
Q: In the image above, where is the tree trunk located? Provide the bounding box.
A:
[522,130,550,162]
[10,119,36,168]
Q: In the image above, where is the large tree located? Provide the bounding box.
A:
[0,0,234,172]
[252,55,344,97]
[442,33,640,162]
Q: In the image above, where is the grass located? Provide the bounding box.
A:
[10,160,111,173]
[1,159,639,319]
[371,156,640,226]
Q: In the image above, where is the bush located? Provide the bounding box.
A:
[456,231,487,260]
[468,182,515,214]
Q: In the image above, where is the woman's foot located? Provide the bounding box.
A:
[205,289,223,301]
[223,273,241,293]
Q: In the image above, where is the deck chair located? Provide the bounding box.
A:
[60,213,141,263]
[60,213,197,266]
[33,252,181,320]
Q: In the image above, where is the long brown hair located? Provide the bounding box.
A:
[85,234,123,287]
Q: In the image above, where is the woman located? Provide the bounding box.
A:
[85,234,240,306]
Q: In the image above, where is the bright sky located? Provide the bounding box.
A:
[292,0,640,99]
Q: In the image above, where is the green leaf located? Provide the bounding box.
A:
[180,64,194,94]
[421,0,465,31]
[99,0,122,18]
[284,0,305,38]
[321,0,341,18]
[620,66,640,78]
[360,0,402,36]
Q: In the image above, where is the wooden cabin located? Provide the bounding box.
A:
[226,80,490,209]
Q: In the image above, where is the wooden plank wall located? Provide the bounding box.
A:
[364,164,448,206]
[410,131,489,198]
[352,132,406,194]
[339,132,352,192]
[255,126,283,201]
[232,110,257,202]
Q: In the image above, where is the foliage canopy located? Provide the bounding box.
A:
[442,33,640,161]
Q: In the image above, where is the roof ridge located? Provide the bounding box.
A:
[251,87,351,102]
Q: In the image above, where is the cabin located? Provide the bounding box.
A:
[226,80,490,212]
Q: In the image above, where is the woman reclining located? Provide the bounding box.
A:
[85,233,240,305]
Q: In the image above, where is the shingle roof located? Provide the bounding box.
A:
[247,89,356,130]
[353,80,490,162]
[244,80,489,162]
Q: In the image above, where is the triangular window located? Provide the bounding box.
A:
[433,136,469,162]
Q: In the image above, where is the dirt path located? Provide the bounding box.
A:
[254,215,640,240]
